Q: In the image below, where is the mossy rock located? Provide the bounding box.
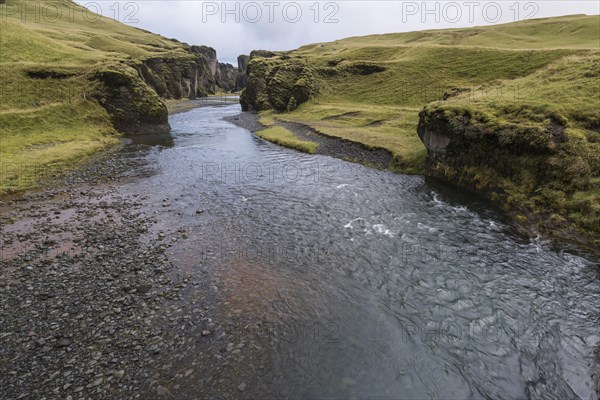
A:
[418,102,599,240]
[91,63,169,134]
[240,57,318,112]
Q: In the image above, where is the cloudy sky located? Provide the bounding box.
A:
[75,1,600,64]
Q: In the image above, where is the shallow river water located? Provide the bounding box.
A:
[120,104,599,399]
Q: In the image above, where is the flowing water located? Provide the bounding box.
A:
[120,104,600,399]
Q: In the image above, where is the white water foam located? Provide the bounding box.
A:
[372,224,394,237]
[344,217,366,229]
[417,222,438,233]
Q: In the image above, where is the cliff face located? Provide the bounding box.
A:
[189,45,239,92]
[417,104,599,240]
[215,63,237,92]
[138,55,213,100]
[240,51,318,112]
[92,45,238,134]
[235,55,250,91]
[92,64,170,134]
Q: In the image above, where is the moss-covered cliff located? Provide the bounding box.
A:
[96,45,238,133]
[240,51,318,112]
[417,53,600,243]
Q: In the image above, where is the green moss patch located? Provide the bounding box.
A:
[256,126,319,154]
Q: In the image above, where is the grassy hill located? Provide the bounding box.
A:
[240,15,600,242]
[0,0,217,193]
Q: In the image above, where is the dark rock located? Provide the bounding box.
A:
[90,44,238,135]
[235,54,250,91]
[55,339,71,348]
[91,65,170,135]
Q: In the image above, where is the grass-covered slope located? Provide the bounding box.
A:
[241,14,600,243]
[418,52,600,240]
[0,0,215,193]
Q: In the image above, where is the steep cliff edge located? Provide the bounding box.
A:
[94,45,238,134]
[215,62,238,92]
[189,45,240,93]
[235,55,250,92]
[417,107,599,243]
[416,52,600,242]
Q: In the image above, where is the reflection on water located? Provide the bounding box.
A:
[123,132,174,147]
[121,104,600,399]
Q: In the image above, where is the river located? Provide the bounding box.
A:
[119,104,599,399]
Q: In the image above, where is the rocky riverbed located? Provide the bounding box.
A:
[2,104,599,399]
[0,143,281,399]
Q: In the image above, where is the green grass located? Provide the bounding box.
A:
[425,52,600,237]
[244,14,600,240]
[0,0,192,193]
[256,126,319,154]
[249,14,598,174]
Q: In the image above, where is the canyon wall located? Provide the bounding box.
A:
[92,46,241,134]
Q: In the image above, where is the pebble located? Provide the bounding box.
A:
[157,385,170,397]
[0,141,264,399]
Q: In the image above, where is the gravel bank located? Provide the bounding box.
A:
[0,144,278,399]
[279,121,394,169]
[224,112,394,169]
[222,111,265,132]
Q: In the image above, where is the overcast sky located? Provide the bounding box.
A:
[75,1,600,65]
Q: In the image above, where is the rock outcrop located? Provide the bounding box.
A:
[189,45,238,92]
[240,52,318,112]
[235,55,250,91]
[215,63,237,92]
[417,103,598,239]
[91,45,239,134]
[137,56,213,100]
[92,64,170,135]
[416,104,565,201]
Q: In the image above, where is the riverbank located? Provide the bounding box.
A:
[0,0,241,195]
[2,104,599,399]
[225,110,600,251]
[238,15,600,247]
[0,130,272,399]
[224,111,396,170]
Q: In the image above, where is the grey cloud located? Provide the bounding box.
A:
[75,1,600,64]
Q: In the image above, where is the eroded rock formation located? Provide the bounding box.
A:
[235,55,250,91]
[91,46,240,134]
[239,52,318,112]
